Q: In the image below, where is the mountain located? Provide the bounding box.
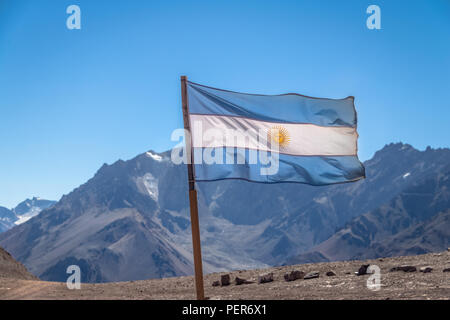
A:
[12,197,56,225]
[0,152,195,282]
[0,143,449,283]
[245,144,450,265]
[0,207,17,233]
[285,163,450,265]
[0,198,56,234]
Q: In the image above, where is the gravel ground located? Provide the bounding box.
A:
[0,251,449,300]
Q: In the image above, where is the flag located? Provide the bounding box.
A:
[186,81,365,185]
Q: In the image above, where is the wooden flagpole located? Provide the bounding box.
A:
[180,75,205,300]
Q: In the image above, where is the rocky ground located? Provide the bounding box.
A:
[0,251,449,300]
[0,247,37,281]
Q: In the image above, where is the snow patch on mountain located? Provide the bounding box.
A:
[146,152,163,162]
[15,206,43,225]
[135,173,159,201]
[314,196,328,204]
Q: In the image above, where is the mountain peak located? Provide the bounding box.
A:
[12,198,57,224]
[144,150,173,163]
[369,142,418,162]
[382,142,415,152]
[376,143,450,156]
[145,151,163,161]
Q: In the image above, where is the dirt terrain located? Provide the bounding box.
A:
[0,251,449,300]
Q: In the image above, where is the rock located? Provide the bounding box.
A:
[419,266,433,273]
[221,274,231,286]
[235,277,254,285]
[304,271,320,280]
[212,280,220,287]
[405,266,418,272]
[443,268,450,272]
[357,264,370,276]
[257,273,273,284]
[390,265,417,273]
[283,270,304,282]
[326,271,336,277]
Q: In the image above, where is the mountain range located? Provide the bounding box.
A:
[0,198,56,233]
[285,159,450,264]
[0,143,448,283]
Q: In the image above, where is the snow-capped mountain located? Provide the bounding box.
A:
[0,207,17,233]
[0,198,56,233]
[0,144,449,283]
[12,197,56,225]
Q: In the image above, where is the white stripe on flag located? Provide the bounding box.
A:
[190,114,358,156]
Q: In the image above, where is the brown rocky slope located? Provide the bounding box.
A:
[0,247,36,281]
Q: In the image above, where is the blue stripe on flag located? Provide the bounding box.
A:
[193,148,365,185]
[187,82,356,127]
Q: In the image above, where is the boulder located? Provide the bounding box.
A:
[326,271,336,277]
[443,268,450,273]
[419,266,433,273]
[212,280,220,287]
[390,265,417,272]
[284,270,304,282]
[221,274,231,286]
[235,277,254,285]
[304,271,320,280]
[357,264,370,276]
[258,273,273,284]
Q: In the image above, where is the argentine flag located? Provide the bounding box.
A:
[186,81,365,185]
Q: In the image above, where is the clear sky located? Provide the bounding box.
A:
[0,0,449,208]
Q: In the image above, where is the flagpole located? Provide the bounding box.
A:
[180,75,205,300]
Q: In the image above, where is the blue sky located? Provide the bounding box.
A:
[0,0,449,208]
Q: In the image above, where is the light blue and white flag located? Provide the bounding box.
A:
[186,81,365,185]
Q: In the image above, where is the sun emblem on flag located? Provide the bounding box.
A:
[268,125,291,149]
